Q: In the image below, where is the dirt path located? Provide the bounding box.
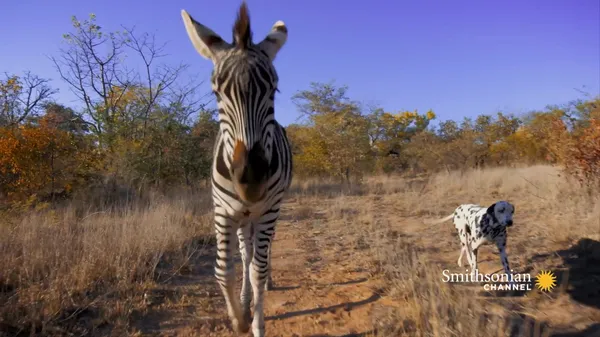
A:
[129,194,600,337]
[131,202,386,337]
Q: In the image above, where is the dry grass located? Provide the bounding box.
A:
[0,188,214,336]
[288,165,600,336]
[361,165,600,336]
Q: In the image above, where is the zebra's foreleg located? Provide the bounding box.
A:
[214,212,249,333]
[264,231,274,291]
[237,222,253,324]
[250,214,278,337]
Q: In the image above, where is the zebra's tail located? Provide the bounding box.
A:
[231,140,269,203]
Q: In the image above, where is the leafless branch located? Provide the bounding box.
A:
[121,26,189,133]
[48,14,212,146]
[0,71,57,127]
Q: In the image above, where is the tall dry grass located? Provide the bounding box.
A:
[0,188,213,336]
[370,235,553,337]
[363,165,600,336]
[290,165,599,336]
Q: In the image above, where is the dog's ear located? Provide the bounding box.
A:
[486,203,496,216]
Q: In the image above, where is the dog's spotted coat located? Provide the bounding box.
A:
[431,201,515,278]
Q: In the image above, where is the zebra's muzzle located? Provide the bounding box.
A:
[231,141,269,204]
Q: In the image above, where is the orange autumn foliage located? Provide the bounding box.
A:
[563,118,600,187]
[0,117,81,202]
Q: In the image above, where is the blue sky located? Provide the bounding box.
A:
[2,0,599,127]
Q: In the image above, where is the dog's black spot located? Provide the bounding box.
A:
[465,226,471,235]
[486,203,497,223]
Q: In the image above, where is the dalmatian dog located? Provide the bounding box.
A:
[427,201,515,280]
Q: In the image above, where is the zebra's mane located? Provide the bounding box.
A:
[233,2,252,50]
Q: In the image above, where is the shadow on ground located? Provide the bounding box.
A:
[550,323,600,337]
[266,292,381,321]
[506,314,600,337]
[307,332,376,337]
[529,238,600,310]
[371,305,600,337]
[129,234,221,335]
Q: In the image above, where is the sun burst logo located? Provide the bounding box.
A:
[535,270,557,292]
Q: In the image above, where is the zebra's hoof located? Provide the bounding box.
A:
[252,325,266,337]
[232,318,250,334]
[242,309,252,325]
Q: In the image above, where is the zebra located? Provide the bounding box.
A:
[181,2,292,336]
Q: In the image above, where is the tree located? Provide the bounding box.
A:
[564,118,600,188]
[474,112,521,166]
[286,124,331,177]
[291,82,372,182]
[51,14,192,149]
[37,102,88,134]
[0,72,57,127]
[366,108,435,173]
[0,119,80,202]
[186,110,219,185]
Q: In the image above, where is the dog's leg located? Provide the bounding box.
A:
[496,234,513,284]
[468,244,478,277]
[463,226,478,276]
[458,245,466,266]
[457,224,468,268]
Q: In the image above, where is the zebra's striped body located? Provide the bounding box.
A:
[181,3,291,336]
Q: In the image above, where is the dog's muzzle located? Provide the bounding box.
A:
[506,220,513,227]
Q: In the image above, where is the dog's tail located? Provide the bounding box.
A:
[422,214,454,226]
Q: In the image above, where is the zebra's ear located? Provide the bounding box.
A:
[181,9,231,62]
[258,20,288,61]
